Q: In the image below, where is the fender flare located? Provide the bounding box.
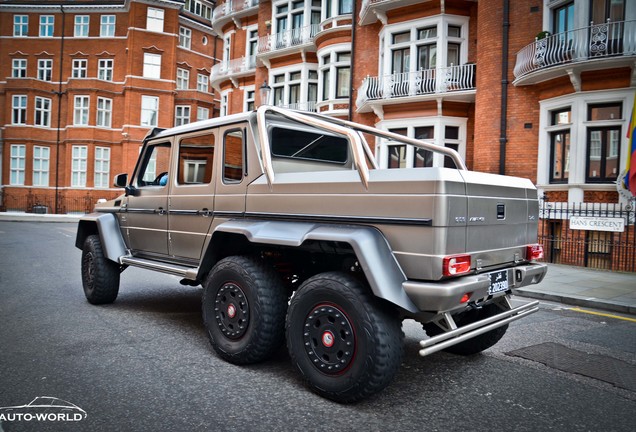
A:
[76,213,127,263]
[212,220,419,313]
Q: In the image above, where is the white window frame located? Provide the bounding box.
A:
[175,105,191,126]
[379,15,469,77]
[33,146,50,187]
[318,45,351,102]
[10,145,26,186]
[146,7,164,32]
[98,59,114,81]
[94,147,111,188]
[197,107,210,121]
[37,59,53,81]
[197,73,209,92]
[269,64,319,110]
[177,68,190,90]
[74,15,89,37]
[72,59,88,78]
[375,117,467,169]
[246,25,258,67]
[141,95,159,127]
[143,53,162,79]
[244,86,255,112]
[12,59,27,78]
[39,15,54,37]
[537,89,634,203]
[14,15,28,37]
[73,95,90,126]
[71,145,88,187]
[97,97,113,128]
[220,91,229,117]
[179,26,192,49]
[34,96,51,127]
[185,0,213,19]
[12,95,27,125]
[100,15,116,37]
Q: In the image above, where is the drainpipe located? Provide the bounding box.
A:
[499,0,510,175]
[54,5,66,214]
[348,0,358,121]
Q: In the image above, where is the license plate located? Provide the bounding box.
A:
[488,270,509,295]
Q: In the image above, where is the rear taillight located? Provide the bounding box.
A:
[526,244,544,261]
[443,255,471,276]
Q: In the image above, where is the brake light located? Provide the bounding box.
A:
[526,244,544,261]
[443,255,471,276]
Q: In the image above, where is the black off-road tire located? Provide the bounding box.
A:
[424,303,509,356]
[81,234,120,304]
[202,256,288,365]
[286,272,404,403]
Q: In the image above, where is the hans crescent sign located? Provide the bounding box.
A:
[569,216,625,233]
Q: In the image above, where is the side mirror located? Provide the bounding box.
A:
[114,173,128,188]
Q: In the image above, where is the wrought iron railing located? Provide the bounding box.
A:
[257,24,320,55]
[357,64,476,105]
[539,200,636,272]
[0,190,117,215]
[211,56,257,79]
[513,19,636,79]
[212,0,259,21]
[274,101,317,112]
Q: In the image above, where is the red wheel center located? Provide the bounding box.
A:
[227,303,237,319]
[321,331,335,348]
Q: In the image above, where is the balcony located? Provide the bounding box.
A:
[275,101,317,112]
[513,20,636,87]
[358,0,432,26]
[210,56,257,91]
[356,64,476,115]
[257,24,320,67]
[211,0,259,34]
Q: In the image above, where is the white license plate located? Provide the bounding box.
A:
[488,270,509,295]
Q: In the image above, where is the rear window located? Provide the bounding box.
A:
[271,127,348,164]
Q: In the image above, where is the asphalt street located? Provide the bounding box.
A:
[0,221,635,432]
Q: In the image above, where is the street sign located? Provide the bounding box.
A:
[569,216,625,232]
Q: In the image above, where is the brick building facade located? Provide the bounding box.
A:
[2,0,635,269]
[0,0,218,213]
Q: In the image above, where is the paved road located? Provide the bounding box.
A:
[0,222,634,432]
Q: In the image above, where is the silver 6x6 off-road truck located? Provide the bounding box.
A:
[76,106,547,403]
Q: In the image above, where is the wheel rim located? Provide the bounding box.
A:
[214,282,249,339]
[83,252,95,293]
[303,304,355,374]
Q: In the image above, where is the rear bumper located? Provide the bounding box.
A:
[403,262,548,314]
[418,299,540,357]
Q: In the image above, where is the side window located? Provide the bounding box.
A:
[223,129,244,183]
[138,143,171,187]
[177,133,215,185]
[271,127,349,164]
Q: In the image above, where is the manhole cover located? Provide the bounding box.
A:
[507,342,636,392]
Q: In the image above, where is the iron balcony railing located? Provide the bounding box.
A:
[212,0,259,21]
[274,101,317,112]
[211,56,257,79]
[257,24,320,55]
[513,19,636,80]
[357,63,476,105]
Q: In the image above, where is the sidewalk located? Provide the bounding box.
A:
[516,264,636,316]
[1,212,635,315]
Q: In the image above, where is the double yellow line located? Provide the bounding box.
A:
[569,307,636,323]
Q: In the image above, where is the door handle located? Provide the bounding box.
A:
[200,208,213,217]
[157,207,167,215]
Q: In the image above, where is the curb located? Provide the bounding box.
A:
[516,289,635,316]
[0,213,81,223]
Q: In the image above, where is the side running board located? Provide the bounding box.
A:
[120,256,199,281]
